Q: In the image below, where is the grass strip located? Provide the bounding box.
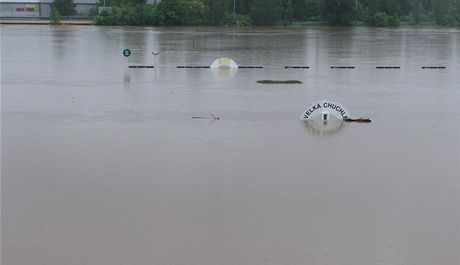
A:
[257,80,302,84]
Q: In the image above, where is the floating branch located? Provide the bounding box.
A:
[344,117,372,123]
[192,114,220,120]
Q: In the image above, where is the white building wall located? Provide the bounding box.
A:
[0,2,98,17]
[1,0,158,18]
[1,3,40,17]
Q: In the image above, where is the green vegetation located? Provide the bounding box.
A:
[154,0,208,25]
[222,13,252,26]
[321,0,355,25]
[93,0,460,27]
[250,0,282,25]
[257,80,303,84]
[282,0,294,25]
[53,0,76,16]
[205,0,231,25]
[367,12,400,26]
[51,7,60,24]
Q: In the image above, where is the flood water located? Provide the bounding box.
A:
[2,25,460,265]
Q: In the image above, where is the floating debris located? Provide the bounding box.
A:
[257,80,302,84]
[344,117,372,123]
[192,114,220,120]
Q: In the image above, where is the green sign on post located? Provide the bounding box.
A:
[123,49,131,57]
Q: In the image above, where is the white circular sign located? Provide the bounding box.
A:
[301,99,351,120]
[211,58,238,78]
[210,58,238,69]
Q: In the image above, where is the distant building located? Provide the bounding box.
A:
[0,0,160,18]
[0,0,97,18]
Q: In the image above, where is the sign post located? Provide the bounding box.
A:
[152,51,159,79]
[123,48,131,69]
[152,51,159,68]
[123,49,131,57]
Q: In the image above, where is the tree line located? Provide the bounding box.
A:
[86,0,460,26]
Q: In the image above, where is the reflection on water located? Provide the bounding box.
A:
[211,67,238,78]
[302,119,346,137]
[123,72,131,84]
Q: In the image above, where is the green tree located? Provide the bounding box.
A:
[399,0,413,15]
[321,0,355,25]
[422,0,433,11]
[282,0,293,25]
[432,0,460,25]
[53,0,76,16]
[222,13,252,25]
[98,0,146,7]
[387,0,400,16]
[368,0,378,16]
[250,0,282,25]
[292,0,306,20]
[237,0,253,14]
[366,11,399,25]
[155,0,188,25]
[183,0,208,25]
[433,0,447,23]
[306,0,321,17]
[204,0,231,25]
[412,0,422,23]
[51,7,60,23]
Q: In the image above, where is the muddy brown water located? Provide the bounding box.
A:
[2,25,460,265]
